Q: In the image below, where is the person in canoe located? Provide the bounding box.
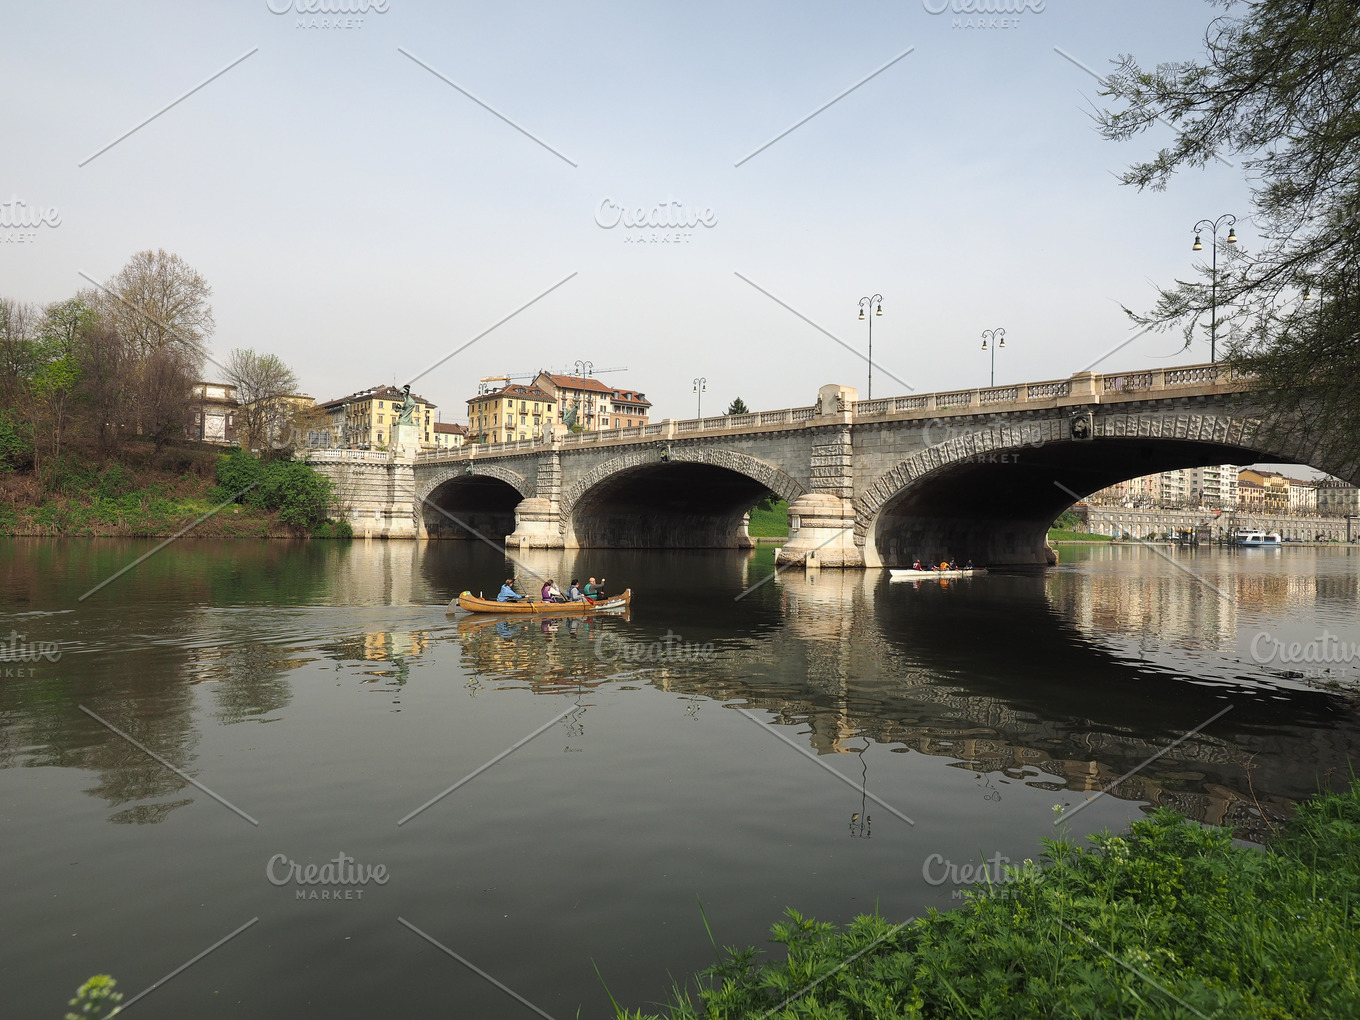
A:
[584,576,607,598]
[567,578,585,602]
[497,578,524,602]
[541,578,566,603]
[912,558,922,570]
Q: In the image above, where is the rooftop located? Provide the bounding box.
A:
[468,384,554,404]
[320,384,435,410]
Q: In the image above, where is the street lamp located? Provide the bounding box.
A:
[1191,214,1238,363]
[692,377,706,418]
[573,359,594,377]
[857,294,882,399]
[980,327,1007,387]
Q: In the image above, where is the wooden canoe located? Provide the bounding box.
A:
[450,589,632,615]
[888,568,986,581]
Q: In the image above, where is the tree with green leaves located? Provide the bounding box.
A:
[1098,0,1360,471]
[725,397,750,415]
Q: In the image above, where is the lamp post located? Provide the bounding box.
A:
[573,359,594,377]
[980,327,1006,387]
[857,294,882,399]
[1191,214,1238,363]
[693,377,706,418]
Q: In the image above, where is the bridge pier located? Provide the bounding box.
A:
[777,385,863,569]
[778,493,861,568]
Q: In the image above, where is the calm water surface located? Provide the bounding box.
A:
[2,538,1358,1017]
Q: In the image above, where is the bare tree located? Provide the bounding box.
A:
[0,297,37,401]
[138,346,197,453]
[225,348,299,453]
[103,249,215,361]
[79,321,134,457]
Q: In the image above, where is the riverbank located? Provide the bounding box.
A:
[0,448,348,538]
[623,781,1360,1018]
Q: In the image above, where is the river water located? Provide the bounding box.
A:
[2,538,1358,1017]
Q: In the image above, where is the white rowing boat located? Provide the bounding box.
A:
[888,568,986,581]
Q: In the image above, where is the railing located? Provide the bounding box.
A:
[1104,372,1155,392]
[1026,380,1071,399]
[1165,365,1220,387]
[935,389,975,409]
[399,361,1251,463]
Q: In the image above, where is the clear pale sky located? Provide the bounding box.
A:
[5,0,1256,425]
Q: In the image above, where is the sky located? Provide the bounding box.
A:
[5,0,1261,429]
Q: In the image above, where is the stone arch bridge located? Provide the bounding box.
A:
[307,363,1353,568]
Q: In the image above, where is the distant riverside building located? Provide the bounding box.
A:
[532,372,652,432]
[1238,468,1290,515]
[1087,464,1239,509]
[1237,478,1266,513]
[1287,477,1318,515]
[1316,478,1360,515]
[188,381,238,445]
[317,385,436,449]
[467,384,555,444]
[432,421,466,450]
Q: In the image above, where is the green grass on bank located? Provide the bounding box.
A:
[0,448,350,538]
[748,499,790,538]
[617,781,1360,1019]
[1048,528,1114,542]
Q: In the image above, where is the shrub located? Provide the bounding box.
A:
[0,408,32,471]
[215,450,339,533]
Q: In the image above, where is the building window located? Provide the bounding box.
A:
[378,401,384,409]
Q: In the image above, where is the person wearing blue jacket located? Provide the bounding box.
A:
[497,578,524,602]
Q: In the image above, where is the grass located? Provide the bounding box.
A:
[0,447,347,538]
[748,499,790,538]
[1048,528,1113,542]
[617,780,1360,1019]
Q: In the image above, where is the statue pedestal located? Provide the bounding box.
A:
[390,422,420,461]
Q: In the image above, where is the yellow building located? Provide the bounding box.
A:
[467,384,556,444]
[1238,469,1289,515]
[318,385,437,450]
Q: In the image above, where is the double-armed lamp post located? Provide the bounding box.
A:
[980,327,1006,387]
[858,294,882,399]
[693,377,706,418]
[1191,214,1238,363]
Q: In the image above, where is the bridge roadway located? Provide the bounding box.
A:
[306,362,1356,568]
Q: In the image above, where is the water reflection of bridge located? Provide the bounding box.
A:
[448,560,1359,842]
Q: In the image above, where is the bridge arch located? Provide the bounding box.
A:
[419,465,531,541]
[855,407,1325,567]
[560,445,807,548]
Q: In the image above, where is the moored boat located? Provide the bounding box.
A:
[888,568,986,581]
[450,588,632,614]
[1233,530,1282,547]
